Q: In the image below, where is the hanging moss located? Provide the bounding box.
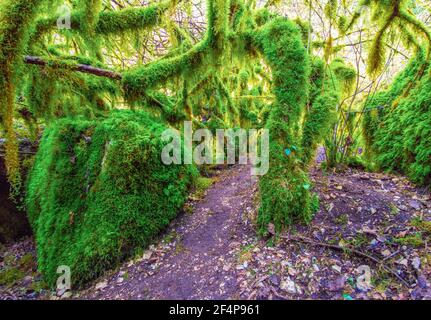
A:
[301,58,342,166]
[26,110,198,287]
[122,42,208,101]
[122,0,231,102]
[330,58,356,95]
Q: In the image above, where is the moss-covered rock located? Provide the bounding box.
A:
[26,110,197,287]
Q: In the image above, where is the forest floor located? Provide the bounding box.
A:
[1,162,431,300]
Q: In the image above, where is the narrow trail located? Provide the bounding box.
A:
[80,165,259,300]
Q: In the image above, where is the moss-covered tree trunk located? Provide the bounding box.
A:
[253,18,316,231]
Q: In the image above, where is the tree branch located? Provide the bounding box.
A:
[24,56,122,80]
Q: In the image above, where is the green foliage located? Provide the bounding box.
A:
[33,1,173,38]
[26,110,197,287]
[122,0,231,102]
[0,0,44,185]
[393,233,424,247]
[411,217,431,235]
[345,0,431,76]
[0,267,25,287]
[301,58,347,165]
[362,54,431,187]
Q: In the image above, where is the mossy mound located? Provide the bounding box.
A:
[26,110,197,287]
[363,54,431,187]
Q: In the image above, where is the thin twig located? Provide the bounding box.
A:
[283,235,413,288]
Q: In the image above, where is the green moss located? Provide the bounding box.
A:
[253,17,315,231]
[301,58,346,165]
[335,214,349,226]
[26,110,198,287]
[393,233,424,247]
[411,218,431,235]
[0,0,44,184]
[97,1,169,35]
[33,1,172,38]
[122,0,232,102]
[0,268,25,287]
[362,53,431,187]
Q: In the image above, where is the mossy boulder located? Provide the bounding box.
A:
[26,110,197,287]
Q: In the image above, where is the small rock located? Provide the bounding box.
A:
[117,277,124,284]
[280,277,296,294]
[56,288,68,297]
[61,291,72,299]
[142,250,153,260]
